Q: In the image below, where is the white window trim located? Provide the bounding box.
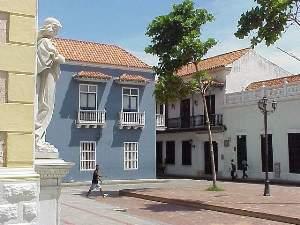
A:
[79,83,98,110]
[124,142,138,170]
[122,87,139,112]
[80,141,96,171]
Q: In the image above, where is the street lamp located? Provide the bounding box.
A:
[258,96,277,196]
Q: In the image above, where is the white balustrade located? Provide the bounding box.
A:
[77,110,106,125]
[119,112,145,128]
[156,114,165,129]
[225,83,300,106]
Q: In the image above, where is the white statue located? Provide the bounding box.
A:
[35,17,65,153]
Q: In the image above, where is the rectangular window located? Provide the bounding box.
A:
[288,133,300,174]
[122,88,139,112]
[124,142,138,170]
[261,134,273,172]
[80,141,96,171]
[79,84,97,110]
[166,141,175,164]
[0,12,8,43]
[182,141,192,165]
[237,135,247,170]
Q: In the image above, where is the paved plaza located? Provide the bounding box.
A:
[60,179,298,225]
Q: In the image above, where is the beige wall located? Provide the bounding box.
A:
[0,0,36,168]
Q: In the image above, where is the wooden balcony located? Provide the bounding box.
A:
[76,110,106,128]
[156,114,166,131]
[119,112,145,129]
[159,114,224,133]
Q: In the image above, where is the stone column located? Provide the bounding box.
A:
[35,158,74,225]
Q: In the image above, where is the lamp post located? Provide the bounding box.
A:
[258,96,277,196]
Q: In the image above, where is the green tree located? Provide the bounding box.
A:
[146,0,219,188]
[235,0,300,46]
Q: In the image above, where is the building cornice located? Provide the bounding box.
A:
[65,60,154,73]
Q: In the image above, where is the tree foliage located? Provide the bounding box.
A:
[146,0,219,188]
[145,0,216,102]
[235,0,300,46]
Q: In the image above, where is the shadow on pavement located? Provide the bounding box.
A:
[141,202,204,212]
[73,190,120,198]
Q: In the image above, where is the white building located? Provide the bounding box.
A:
[224,74,300,181]
[156,48,296,180]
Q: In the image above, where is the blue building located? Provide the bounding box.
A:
[46,38,157,181]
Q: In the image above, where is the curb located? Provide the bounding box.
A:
[161,175,300,187]
[62,179,170,187]
[119,190,300,225]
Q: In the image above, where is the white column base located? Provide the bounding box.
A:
[0,168,40,225]
[35,158,74,225]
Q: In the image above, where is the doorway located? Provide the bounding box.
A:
[180,99,190,128]
[156,141,163,176]
[205,95,215,125]
[237,135,247,170]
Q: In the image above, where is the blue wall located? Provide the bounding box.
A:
[47,64,156,182]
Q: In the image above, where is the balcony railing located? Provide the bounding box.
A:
[77,110,106,128]
[119,111,145,128]
[156,114,166,130]
[166,114,223,130]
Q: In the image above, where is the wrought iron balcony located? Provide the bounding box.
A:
[156,114,166,131]
[76,110,106,128]
[119,111,145,129]
[166,114,223,131]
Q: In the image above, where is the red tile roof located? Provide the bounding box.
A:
[74,71,112,80]
[117,74,150,84]
[177,48,250,77]
[53,38,151,69]
[246,74,300,90]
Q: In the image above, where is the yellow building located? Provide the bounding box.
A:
[0,1,39,224]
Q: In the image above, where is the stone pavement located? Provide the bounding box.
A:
[61,186,167,225]
[120,180,300,224]
[60,182,291,225]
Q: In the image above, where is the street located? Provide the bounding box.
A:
[61,180,291,225]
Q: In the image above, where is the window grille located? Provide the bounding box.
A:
[80,141,96,171]
[124,142,138,170]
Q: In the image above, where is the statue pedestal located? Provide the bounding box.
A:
[35,155,74,225]
[35,151,59,159]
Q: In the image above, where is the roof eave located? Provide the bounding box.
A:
[64,60,154,73]
[73,76,111,83]
[114,78,149,86]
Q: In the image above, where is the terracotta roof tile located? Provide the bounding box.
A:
[246,74,300,90]
[117,73,150,84]
[53,38,150,69]
[177,48,250,77]
[74,71,112,80]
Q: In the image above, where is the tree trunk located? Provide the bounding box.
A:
[201,92,217,188]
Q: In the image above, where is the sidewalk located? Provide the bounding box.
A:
[120,181,300,225]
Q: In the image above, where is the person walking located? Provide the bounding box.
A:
[86,165,106,197]
[231,159,237,180]
[242,159,249,179]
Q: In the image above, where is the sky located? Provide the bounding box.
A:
[39,0,300,74]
